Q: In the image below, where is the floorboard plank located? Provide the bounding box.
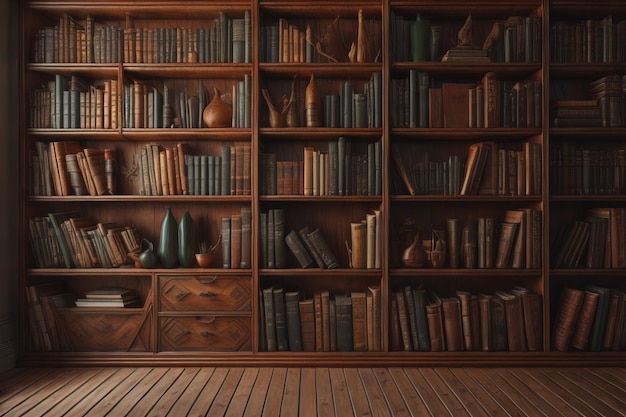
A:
[358,368,392,417]
[508,368,584,417]
[419,368,471,417]
[206,367,245,417]
[589,367,626,388]
[279,368,301,417]
[579,368,626,406]
[372,368,411,417]
[63,367,142,417]
[434,368,491,417]
[461,367,527,417]
[315,368,336,417]
[551,368,626,417]
[478,368,550,417]
[344,368,372,417]
[243,367,273,417]
[298,367,317,417]
[186,367,230,417]
[165,367,215,417]
[387,367,433,417]
[42,367,119,417]
[224,368,260,417]
[403,368,453,417]
[328,367,355,417]
[0,368,70,416]
[263,367,287,417]
[145,367,200,417]
[4,368,88,417]
[126,368,186,417]
[103,367,172,417]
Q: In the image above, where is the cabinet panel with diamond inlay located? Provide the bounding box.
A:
[159,275,251,312]
[159,316,252,351]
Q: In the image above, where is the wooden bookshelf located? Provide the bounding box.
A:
[17,0,626,366]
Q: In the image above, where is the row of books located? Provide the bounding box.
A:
[390,72,542,129]
[349,210,383,269]
[260,208,339,270]
[124,12,252,64]
[261,138,383,197]
[438,210,542,270]
[260,286,382,352]
[553,285,626,352]
[31,12,252,64]
[551,76,626,128]
[391,285,543,352]
[392,140,542,197]
[122,77,251,129]
[261,19,314,64]
[30,75,119,129]
[29,212,140,269]
[390,14,541,63]
[550,144,626,195]
[32,142,116,197]
[551,207,625,269]
[136,142,251,197]
[221,207,252,269]
[26,282,75,351]
[550,16,626,63]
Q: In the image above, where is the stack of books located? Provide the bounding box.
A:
[75,287,141,308]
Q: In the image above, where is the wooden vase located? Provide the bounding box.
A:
[203,86,232,128]
[305,73,321,127]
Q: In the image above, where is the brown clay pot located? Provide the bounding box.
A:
[203,86,232,128]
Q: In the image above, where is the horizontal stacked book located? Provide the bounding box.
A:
[390,285,543,352]
[260,286,382,352]
[75,287,141,308]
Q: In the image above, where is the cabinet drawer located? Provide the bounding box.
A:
[159,275,251,312]
[159,316,252,352]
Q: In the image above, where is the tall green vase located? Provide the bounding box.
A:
[178,211,198,268]
[157,208,179,268]
[411,14,431,62]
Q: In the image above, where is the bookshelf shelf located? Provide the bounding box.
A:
[17,0,626,365]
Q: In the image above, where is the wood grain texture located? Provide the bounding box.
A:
[0,367,625,417]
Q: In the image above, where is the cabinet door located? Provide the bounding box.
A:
[160,275,251,312]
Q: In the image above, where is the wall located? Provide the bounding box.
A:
[0,0,19,371]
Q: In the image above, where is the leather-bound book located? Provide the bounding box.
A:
[262,286,276,351]
[426,291,445,352]
[273,287,288,351]
[496,290,527,352]
[552,287,585,352]
[335,293,353,352]
[351,291,367,352]
[64,153,87,196]
[511,286,543,351]
[298,298,316,352]
[569,290,599,351]
[442,297,464,351]
[83,148,108,195]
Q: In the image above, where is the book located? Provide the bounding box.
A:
[585,285,611,352]
[552,287,585,352]
[496,290,527,352]
[262,286,277,351]
[47,211,80,268]
[351,291,367,352]
[367,286,381,352]
[426,291,445,352]
[272,287,289,351]
[569,290,599,351]
[284,229,314,268]
[335,293,353,352]
[298,298,316,352]
[442,297,464,351]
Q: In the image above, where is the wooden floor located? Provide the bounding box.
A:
[0,367,625,416]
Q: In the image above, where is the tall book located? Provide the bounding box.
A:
[367,286,381,352]
[335,293,353,352]
[552,287,585,352]
[426,291,445,352]
[496,290,527,352]
[273,287,289,351]
[298,298,316,352]
[412,287,431,351]
[585,285,612,352]
[442,297,464,351]
[351,291,367,352]
[262,286,277,351]
[569,290,599,351]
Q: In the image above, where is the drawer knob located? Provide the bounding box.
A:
[200,291,216,298]
[196,276,217,284]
